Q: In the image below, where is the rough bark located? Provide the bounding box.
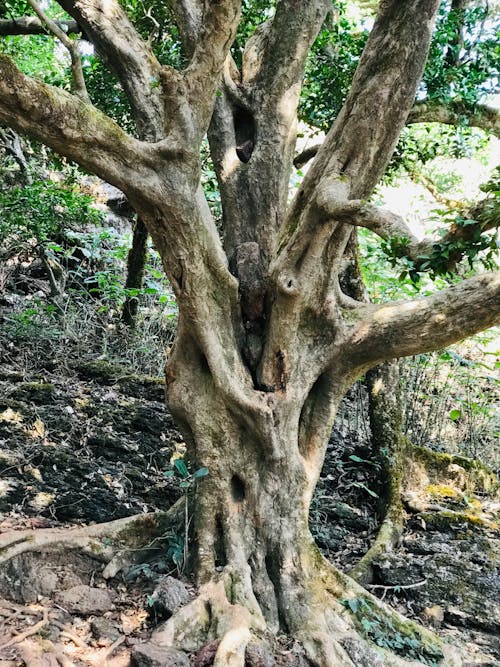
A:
[1,0,500,664]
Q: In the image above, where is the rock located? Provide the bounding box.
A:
[245,640,276,667]
[421,605,444,628]
[192,640,220,667]
[130,643,189,667]
[91,617,121,645]
[56,585,113,615]
[150,576,190,618]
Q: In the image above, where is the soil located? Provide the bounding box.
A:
[0,303,498,665]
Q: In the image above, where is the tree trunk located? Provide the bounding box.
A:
[153,335,461,667]
[122,217,148,327]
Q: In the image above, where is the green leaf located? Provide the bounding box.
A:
[174,458,189,478]
[348,598,359,613]
[449,408,462,421]
[193,467,209,479]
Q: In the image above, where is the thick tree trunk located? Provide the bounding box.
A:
[154,335,464,666]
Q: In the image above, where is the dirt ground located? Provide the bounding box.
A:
[0,322,498,666]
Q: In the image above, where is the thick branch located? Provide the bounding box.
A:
[0,16,79,36]
[183,0,241,134]
[243,0,330,93]
[347,271,500,367]
[166,0,202,56]
[408,100,500,137]
[56,0,164,140]
[0,55,158,197]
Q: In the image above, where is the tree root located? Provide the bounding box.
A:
[148,554,473,667]
[350,442,498,585]
[0,498,184,578]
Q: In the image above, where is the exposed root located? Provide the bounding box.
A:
[153,563,265,665]
[349,493,403,585]
[147,553,476,667]
[0,499,184,577]
[0,608,49,651]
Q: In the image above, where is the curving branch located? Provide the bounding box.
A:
[408,100,500,137]
[316,187,498,273]
[347,271,500,367]
[0,16,79,36]
[56,0,164,140]
[0,55,158,197]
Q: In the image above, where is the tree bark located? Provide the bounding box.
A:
[1,0,500,664]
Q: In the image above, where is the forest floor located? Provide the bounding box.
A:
[0,299,499,666]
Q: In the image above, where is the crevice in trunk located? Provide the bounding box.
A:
[264,549,288,632]
[234,106,256,164]
[230,474,246,502]
[214,514,227,569]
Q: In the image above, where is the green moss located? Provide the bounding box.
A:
[425,484,461,498]
[412,445,498,495]
[11,382,55,404]
[419,509,498,531]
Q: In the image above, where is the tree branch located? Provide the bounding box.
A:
[0,55,157,197]
[242,0,330,92]
[166,0,202,56]
[0,16,79,36]
[347,271,500,367]
[183,0,241,134]
[27,0,89,101]
[56,0,164,140]
[316,187,498,274]
[408,100,500,137]
[293,99,500,169]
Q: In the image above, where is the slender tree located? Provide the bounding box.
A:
[0,1,499,665]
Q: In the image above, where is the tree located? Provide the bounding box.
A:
[0,1,499,665]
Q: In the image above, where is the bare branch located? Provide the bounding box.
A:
[347,271,500,367]
[0,16,79,36]
[27,0,88,101]
[293,143,322,169]
[0,55,157,197]
[56,0,164,140]
[408,100,500,137]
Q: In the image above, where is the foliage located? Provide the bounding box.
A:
[300,2,368,132]
[340,597,444,666]
[401,341,499,467]
[423,2,499,106]
[0,180,103,250]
